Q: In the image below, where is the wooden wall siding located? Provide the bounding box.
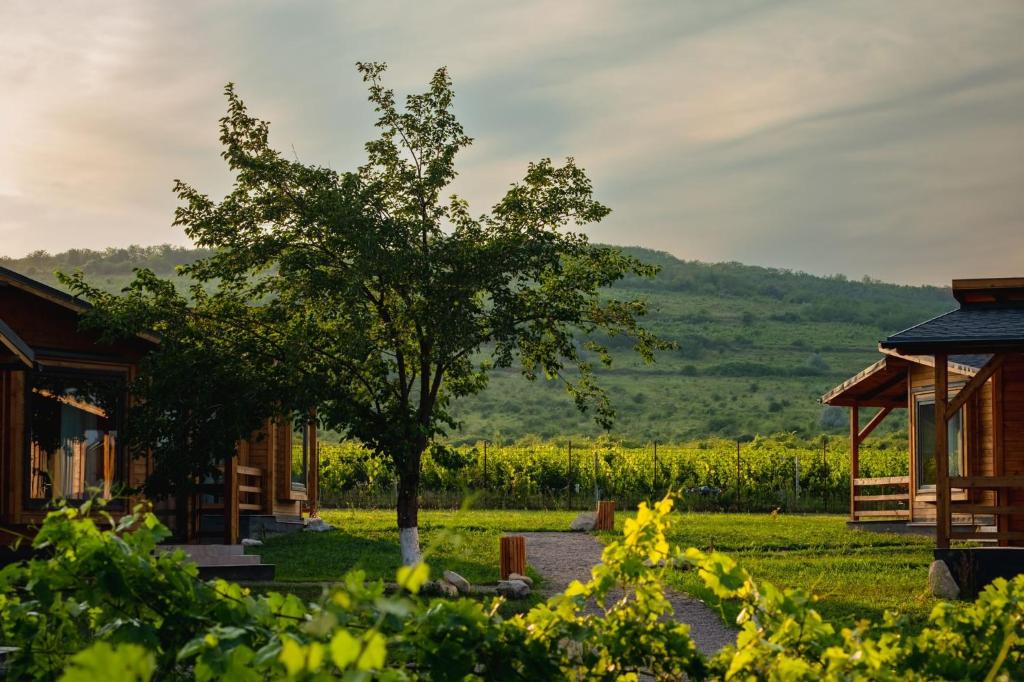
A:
[0,287,150,361]
[1001,355,1024,536]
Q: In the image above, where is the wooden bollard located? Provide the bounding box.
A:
[596,500,615,531]
[499,535,526,580]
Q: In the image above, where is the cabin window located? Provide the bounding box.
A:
[915,398,963,490]
[26,371,124,504]
[291,421,309,491]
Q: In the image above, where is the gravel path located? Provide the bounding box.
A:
[517,532,736,656]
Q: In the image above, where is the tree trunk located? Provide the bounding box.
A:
[396,459,421,565]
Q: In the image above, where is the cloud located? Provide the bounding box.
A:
[0,0,1022,284]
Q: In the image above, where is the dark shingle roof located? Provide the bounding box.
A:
[881,307,1024,352]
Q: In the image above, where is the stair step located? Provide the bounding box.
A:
[157,544,264,566]
[196,563,276,581]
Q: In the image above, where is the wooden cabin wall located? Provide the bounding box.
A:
[1000,355,1024,538]
[907,364,995,522]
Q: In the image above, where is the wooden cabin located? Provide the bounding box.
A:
[0,266,318,547]
[824,277,1024,594]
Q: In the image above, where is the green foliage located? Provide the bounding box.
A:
[59,269,310,516]
[317,434,907,512]
[2,499,1022,680]
[3,243,953,443]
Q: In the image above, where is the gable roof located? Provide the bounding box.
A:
[881,277,1024,353]
[0,265,91,314]
[821,351,990,407]
[0,266,159,346]
[0,316,35,367]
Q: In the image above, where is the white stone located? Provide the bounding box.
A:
[303,518,334,532]
[496,579,531,599]
[928,560,960,599]
[400,527,421,566]
[569,513,597,532]
[443,570,472,594]
[435,580,458,598]
[240,538,263,547]
[507,572,533,588]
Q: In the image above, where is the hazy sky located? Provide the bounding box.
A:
[2,1,1022,284]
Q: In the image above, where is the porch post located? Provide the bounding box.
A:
[308,424,320,518]
[934,354,950,549]
[849,405,859,521]
[224,454,239,545]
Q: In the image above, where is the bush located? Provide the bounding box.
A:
[1,498,1022,680]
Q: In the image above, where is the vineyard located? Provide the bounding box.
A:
[318,433,908,512]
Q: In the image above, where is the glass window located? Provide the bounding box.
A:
[915,399,962,489]
[291,421,308,490]
[28,371,124,502]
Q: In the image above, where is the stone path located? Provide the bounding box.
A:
[518,532,736,656]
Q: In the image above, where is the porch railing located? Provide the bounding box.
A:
[198,465,266,514]
[948,475,1024,543]
[851,475,910,520]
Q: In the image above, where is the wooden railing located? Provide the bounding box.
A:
[851,475,910,520]
[198,465,265,514]
[947,475,1024,543]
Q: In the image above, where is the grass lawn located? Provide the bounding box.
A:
[251,508,939,628]
[653,512,939,627]
[251,508,576,584]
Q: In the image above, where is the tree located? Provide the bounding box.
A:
[62,270,315,539]
[72,62,669,563]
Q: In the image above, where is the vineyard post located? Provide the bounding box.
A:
[653,441,658,495]
[483,441,488,490]
[594,448,599,502]
[568,440,573,509]
[822,436,828,507]
[735,440,741,508]
[794,454,800,504]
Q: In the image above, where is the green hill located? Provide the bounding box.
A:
[0,244,953,443]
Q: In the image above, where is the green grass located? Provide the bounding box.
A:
[251,508,576,584]
[252,508,939,630]
[654,512,938,626]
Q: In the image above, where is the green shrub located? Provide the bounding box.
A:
[1,498,1021,680]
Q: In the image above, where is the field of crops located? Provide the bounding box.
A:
[318,433,908,512]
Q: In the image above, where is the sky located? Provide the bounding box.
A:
[1,1,1022,285]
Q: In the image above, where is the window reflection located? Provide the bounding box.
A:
[28,372,123,502]
[915,399,962,489]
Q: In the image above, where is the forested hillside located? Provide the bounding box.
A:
[1,244,953,442]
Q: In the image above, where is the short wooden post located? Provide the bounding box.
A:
[500,535,526,579]
[596,500,615,530]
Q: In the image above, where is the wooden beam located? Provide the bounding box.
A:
[849,405,859,521]
[949,475,1024,488]
[853,475,911,486]
[856,406,895,445]
[950,531,1024,542]
[946,354,1005,420]
[853,509,911,517]
[934,353,950,550]
[854,493,910,502]
[223,454,239,545]
[859,371,908,403]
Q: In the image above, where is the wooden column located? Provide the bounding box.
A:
[224,454,239,545]
[308,427,320,518]
[849,405,859,521]
[934,354,950,549]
